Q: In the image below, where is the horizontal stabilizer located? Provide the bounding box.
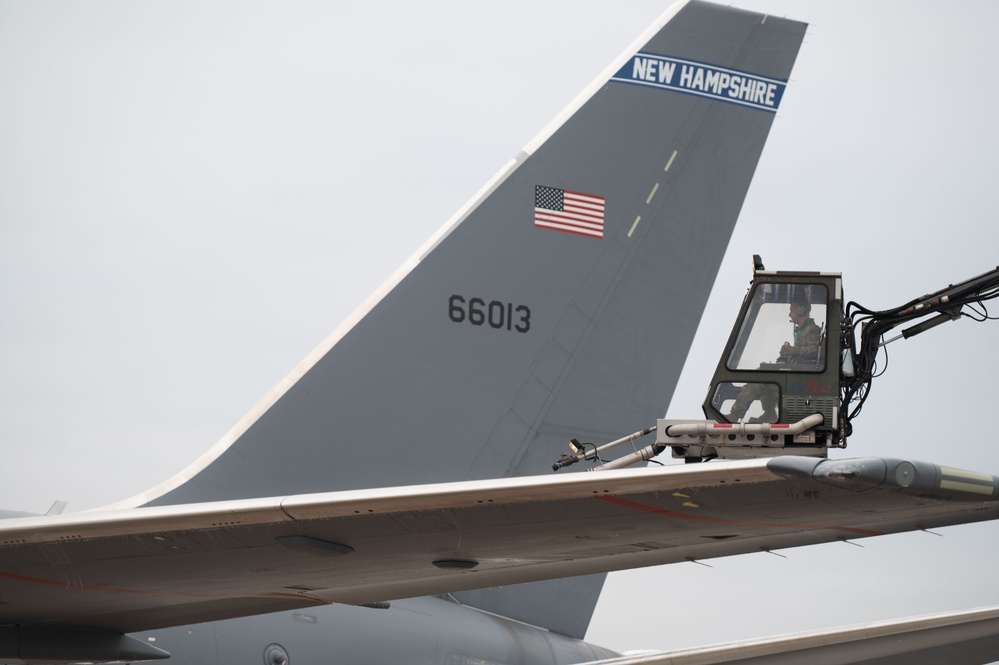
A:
[1,456,995,634]
[574,605,999,665]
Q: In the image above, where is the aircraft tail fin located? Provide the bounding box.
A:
[123,0,806,640]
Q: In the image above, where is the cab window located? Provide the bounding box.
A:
[726,283,827,372]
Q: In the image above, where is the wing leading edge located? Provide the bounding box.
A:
[1,456,997,635]
[574,605,999,665]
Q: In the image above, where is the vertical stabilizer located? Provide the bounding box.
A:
[128,0,805,639]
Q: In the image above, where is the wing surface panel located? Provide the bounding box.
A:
[1,456,996,634]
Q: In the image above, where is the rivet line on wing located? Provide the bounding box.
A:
[593,494,884,537]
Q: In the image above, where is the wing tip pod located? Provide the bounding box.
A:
[769,456,999,500]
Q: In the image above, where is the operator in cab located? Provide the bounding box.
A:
[777,294,822,365]
[728,293,822,422]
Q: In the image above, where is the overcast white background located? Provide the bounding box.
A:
[2,0,998,655]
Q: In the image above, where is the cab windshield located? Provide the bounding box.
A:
[726,283,827,372]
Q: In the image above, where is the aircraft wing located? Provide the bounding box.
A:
[576,605,999,665]
[2,456,997,636]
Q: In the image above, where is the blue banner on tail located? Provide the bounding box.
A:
[611,52,787,112]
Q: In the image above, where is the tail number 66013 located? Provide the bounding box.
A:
[448,295,530,333]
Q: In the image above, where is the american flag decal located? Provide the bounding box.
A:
[534,186,605,239]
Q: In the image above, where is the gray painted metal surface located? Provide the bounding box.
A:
[0,627,168,664]
[132,597,619,665]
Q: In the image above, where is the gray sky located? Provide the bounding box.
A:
[2,0,998,655]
